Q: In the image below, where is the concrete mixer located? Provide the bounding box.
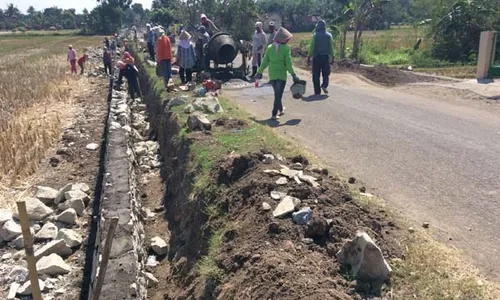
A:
[195,32,250,80]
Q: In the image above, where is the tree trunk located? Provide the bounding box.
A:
[352,26,364,61]
[340,28,347,59]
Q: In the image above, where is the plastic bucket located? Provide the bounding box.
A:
[290,80,306,99]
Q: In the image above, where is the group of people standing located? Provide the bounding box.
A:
[144,13,221,89]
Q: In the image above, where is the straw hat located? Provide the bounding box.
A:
[274,27,293,43]
[255,21,263,28]
[179,30,191,40]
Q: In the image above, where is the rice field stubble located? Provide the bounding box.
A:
[0,35,103,184]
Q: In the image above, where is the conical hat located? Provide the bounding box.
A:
[179,30,191,40]
[274,27,293,43]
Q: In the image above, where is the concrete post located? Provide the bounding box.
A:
[477,31,495,80]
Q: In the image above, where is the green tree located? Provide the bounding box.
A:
[27,6,36,16]
[431,0,500,62]
[5,3,20,19]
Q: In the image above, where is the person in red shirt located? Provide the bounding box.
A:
[156,28,173,89]
[77,53,89,75]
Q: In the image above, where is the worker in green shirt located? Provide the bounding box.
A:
[307,20,334,96]
[255,27,301,121]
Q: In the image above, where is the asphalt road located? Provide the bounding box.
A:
[226,73,500,278]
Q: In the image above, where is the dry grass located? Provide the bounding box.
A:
[391,233,500,300]
[0,35,102,184]
[355,192,500,299]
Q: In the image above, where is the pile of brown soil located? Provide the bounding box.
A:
[291,46,308,58]
[292,53,437,87]
[332,60,437,87]
[207,152,402,299]
[214,116,248,129]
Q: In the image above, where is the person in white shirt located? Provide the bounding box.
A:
[251,21,268,77]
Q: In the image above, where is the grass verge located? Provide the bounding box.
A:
[139,51,498,299]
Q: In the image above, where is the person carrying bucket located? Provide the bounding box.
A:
[307,20,334,96]
[255,27,301,121]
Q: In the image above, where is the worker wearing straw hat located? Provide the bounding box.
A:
[176,30,196,84]
[251,21,268,77]
[255,27,301,121]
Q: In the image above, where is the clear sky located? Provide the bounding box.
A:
[0,0,153,13]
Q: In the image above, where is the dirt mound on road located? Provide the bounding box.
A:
[333,60,437,87]
[292,52,437,87]
[208,153,402,299]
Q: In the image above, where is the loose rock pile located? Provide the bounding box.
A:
[0,183,88,299]
[166,94,225,132]
[260,153,392,284]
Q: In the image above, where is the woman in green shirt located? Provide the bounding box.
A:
[255,27,301,120]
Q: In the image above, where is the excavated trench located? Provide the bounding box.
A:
[79,42,402,299]
[135,56,218,299]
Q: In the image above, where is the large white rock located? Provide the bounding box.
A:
[167,96,187,108]
[187,112,212,131]
[13,197,53,221]
[0,209,13,225]
[58,199,85,216]
[298,173,320,188]
[337,231,392,282]
[276,177,288,185]
[35,222,58,241]
[54,184,72,204]
[56,208,77,225]
[7,282,20,299]
[64,190,90,205]
[34,239,72,260]
[192,96,223,114]
[280,168,301,179]
[36,253,71,276]
[0,220,22,241]
[57,228,83,248]
[272,196,301,218]
[35,186,59,204]
[17,279,45,295]
[71,182,91,194]
[8,266,28,283]
[150,236,168,256]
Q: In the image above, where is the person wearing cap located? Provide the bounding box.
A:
[308,20,335,96]
[200,14,219,37]
[156,28,173,89]
[67,45,77,74]
[103,47,112,75]
[251,21,267,77]
[255,27,300,121]
[267,21,276,47]
[77,52,89,75]
[177,31,196,84]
